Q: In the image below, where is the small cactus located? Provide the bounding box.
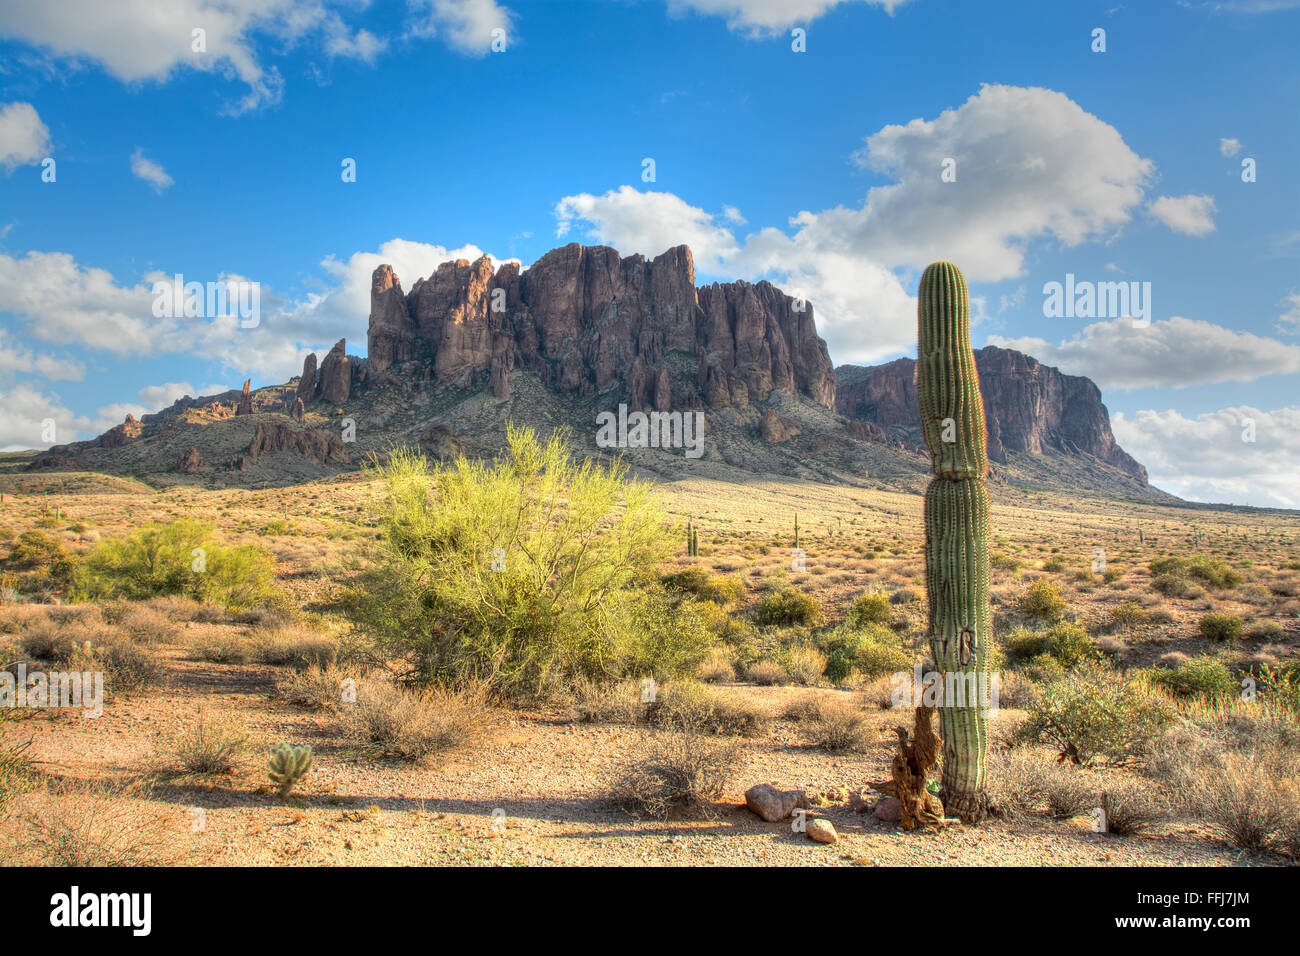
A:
[267,743,313,797]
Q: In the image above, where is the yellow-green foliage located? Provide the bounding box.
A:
[847,590,892,627]
[347,426,707,699]
[76,519,276,610]
[1017,579,1067,622]
[754,586,821,626]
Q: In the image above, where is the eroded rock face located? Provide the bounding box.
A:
[177,447,203,473]
[317,339,350,405]
[760,408,800,444]
[365,243,835,410]
[98,415,143,448]
[835,346,1147,483]
[296,352,318,404]
[235,382,252,416]
[247,422,349,465]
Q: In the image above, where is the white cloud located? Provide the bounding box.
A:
[325,25,387,63]
[1219,137,1243,157]
[987,316,1300,390]
[1277,291,1300,333]
[408,0,515,55]
[0,383,85,449]
[666,0,907,34]
[554,187,741,273]
[553,84,1173,364]
[1147,193,1216,237]
[1112,406,1300,509]
[0,328,83,382]
[0,101,51,170]
[130,148,174,193]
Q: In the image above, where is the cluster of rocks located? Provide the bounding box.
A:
[366,243,836,413]
[743,783,906,845]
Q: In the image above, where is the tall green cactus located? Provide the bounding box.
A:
[917,261,990,823]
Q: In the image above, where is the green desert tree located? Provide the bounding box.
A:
[346,425,710,699]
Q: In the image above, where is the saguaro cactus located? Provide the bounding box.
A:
[917,261,990,823]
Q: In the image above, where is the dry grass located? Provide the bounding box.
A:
[17,779,178,866]
[612,731,742,818]
[339,680,494,762]
[156,710,250,779]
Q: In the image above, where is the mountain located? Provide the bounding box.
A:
[22,243,1162,500]
[835,346,1147,483]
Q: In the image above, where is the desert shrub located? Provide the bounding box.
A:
[1017,580,1066,622]
[847,591,892,627]
[3,531,73,574]
[1102,566,1124,584]
[855,640,912,679]
[1151,572,1187,597]
[571,677,646,725]
[991,553,1022,572]
[817,622,909,682]
[1108,601,1149,629]
[754,587,821,627]
[1150,556,1241,591]
[647,680,769,736]
[745,659,788,687]
[662,569,745,606]
[784,645,826,686]
[1245,619,1284,640]
[1098,781,1161,835]
[345,430,706,699]
[276,663,357,711]
[158,712,249,778]
[890,587,920,605]
[340,680,493,762]
[112,603,180,644]
[76,519,277,610]
[1147,656,1236,700]
[1199,612,1243,642]
[1003,627,1050,663]
[18,780,175,866]
[612,731,741,818]
[189,632,250,664]
[696,646,736,683]
[986,749,1093,819]
[1043,768,1095,819]
[0,707,33,811]
[804,697,872,751]
[251,625,338,668]
[780,692,825,723]
[1182,751,1300,852]
[85,637,166,694]
[1044,621,1096,666]
[1017,661,1172,765]
[1041,556,1067,573]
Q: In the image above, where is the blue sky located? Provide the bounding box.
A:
[1,0,1298,506]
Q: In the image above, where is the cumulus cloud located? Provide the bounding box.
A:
[666,0,908,34]
[130,148,174,193]
[0,101,51,170]
[552,84,1177,364]
[1219,137,1243,157]
[1147,194,1216,236]
[0,383,86,449]
[987,316,1300,390]
[408,0,515,55]
[0,328,83,382]
[554,187,741,273]
[1112,406,1300,509]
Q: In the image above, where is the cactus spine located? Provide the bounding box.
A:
[917,261,990,823]
[268,743,313,797]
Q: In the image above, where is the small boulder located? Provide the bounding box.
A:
[744,784,809,823]
[873,797,903,823]
[807,819,837,844]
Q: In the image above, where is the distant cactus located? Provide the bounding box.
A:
[794,512,800,549]
[267,743,313,797]
[687,520,698,557]
[917,261,990,824]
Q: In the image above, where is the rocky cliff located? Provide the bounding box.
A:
[366,243,836,411]
[835,345,1147,483]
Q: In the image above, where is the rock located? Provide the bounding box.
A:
[835,346,1147,483]
[760,408,800,443]
[807,819,837,844]
[236,380,252,416]
[97,415,142,448]
[176,447,203,473]
[365,243,835,410]
[317,339,351,405]
[847,790,871,814]
[744,784,809,823]
[873,797,903,823]
[296,352,318,404]
[247,422,349,465]
[289,397,305,422]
